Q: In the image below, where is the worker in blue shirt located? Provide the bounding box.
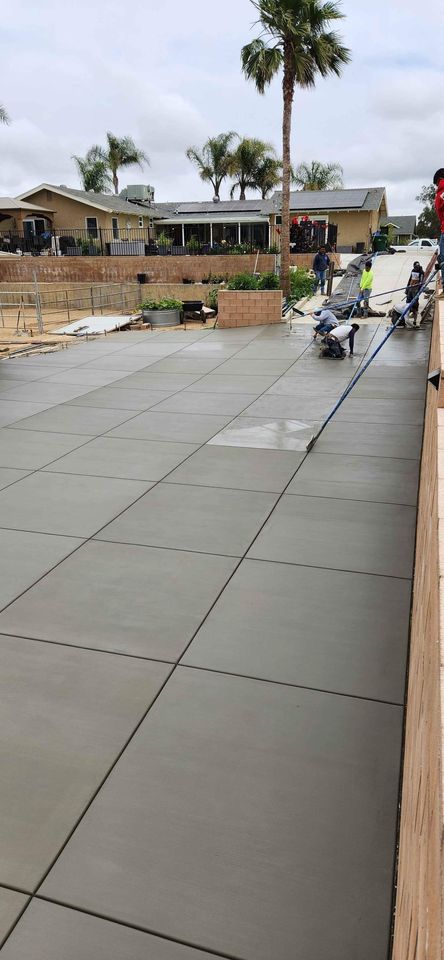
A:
[312,246,330,295]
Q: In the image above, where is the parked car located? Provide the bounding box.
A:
[392,238,439,253]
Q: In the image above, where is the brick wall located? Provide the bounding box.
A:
[0,252,338,285]
[217,290,282,328]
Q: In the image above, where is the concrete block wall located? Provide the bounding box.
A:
[217,290,282,328]
[0,252,338,285]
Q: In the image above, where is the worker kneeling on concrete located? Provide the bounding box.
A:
[321,323,360,358]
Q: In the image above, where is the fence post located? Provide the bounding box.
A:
[91,287,95,316]
[326,260,335,298]
[32,271,44,335]
[121,284,125,313]
[99,228,104,257]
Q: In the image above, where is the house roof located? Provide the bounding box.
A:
[0,197,54,213]
[380,215,416,235]
[16,184,164,218]
[153,199,274,219]
[271,187,387,213]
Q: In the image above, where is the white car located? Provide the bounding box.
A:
[392,238,439,253]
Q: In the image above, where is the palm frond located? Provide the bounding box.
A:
[0,105,10,124]
[241,39,282,93]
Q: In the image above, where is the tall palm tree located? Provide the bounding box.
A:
[228,138,276,200]
[72,146,112,193]
[241,0,350,295]
[0,105,10,124]
[186,132,238,199]
[255,155,283,198]
[293,160,343,190]
[102,133,149,195]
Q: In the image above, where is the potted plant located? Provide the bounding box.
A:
[140,297,183,327]
[186,235,200,255]
[156,231,172,255]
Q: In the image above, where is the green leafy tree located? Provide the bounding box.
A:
[186,132,238,199]
[72,146,112,193]
[255,155,283,198]
[0,105,10,124]
[416,184,440,238]
[228,137,276,199]
[292,160,343,190]
[101,133,149,194]
[241,0,350,296]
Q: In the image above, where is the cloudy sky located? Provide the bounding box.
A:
[0,0,441,213]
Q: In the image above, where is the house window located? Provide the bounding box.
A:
[85,217,98,238]
[112,217,119,239]
[138,217,143,228]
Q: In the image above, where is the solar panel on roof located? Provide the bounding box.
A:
[286,189,369,211]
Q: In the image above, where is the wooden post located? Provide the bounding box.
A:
[65,290,70,321]
[326,260,335,298]
[91,287,95,316]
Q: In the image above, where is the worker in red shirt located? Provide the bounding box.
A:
[433,168,444,282]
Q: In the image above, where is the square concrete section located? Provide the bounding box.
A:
[184,559,411,702]
[43,437,198,481]
[249,494,416,578]
[0,541,237,660]
[40,668,403,960]
[0,428,89,470]
[166,444,304,492]
[0,901,215,960]
[314,420,423,458]
[108,410,231,443]
[0,471,149,537]
[0,634,169,890]
[98,483,277,556]
[287,451,420,505]
[12,403,135,436]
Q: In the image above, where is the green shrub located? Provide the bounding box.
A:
[258,271,281,290]
[227,273,259,290]
[289,268,314,301]
[207,288,219,310]
[140,297,183,311]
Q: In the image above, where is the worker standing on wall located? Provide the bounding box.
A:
[405,261,425,326]
[312,246,330,295]
[356,260,374,317]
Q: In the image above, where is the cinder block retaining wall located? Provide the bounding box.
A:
[0,252,338,284]
[217,290,282,328]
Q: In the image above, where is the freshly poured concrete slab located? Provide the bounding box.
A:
[335,397,425,425]
[1,901,215,960]
[67,386,174,410]
[351,376,426,400]
[0,429,89,470]
[146,357,228,374]
[2,381,95,404]
[151,392,258,416]
[11,403,134,436]
[239,395,335,420]
[0,400,56,427]
[184,559,411,702]
[40,668,403,960]
[184,373,278,394]
[209,416,315,451]
[0,541,236,660]
[0,468,29,491]
[44,368,131,386]
[43,437,198,482]
[0,471,149,537]
[98,483,277,556]
[0,634,169,890]
[111,372,203,391]
[249,494,416,578]
[265,377,350,397]
[166,444,304,492]
[0,529,82,611]
[107,411,232,444]
[287,452,420,505]
[314,420,423,458]
[0,889,28,944]
[210,357,296,376]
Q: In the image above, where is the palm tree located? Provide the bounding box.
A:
[228,138,276,200]
[103,133,149,195]
[255,155,283,198]
[241,0,350,295]
[186,132,238,199]
[293,160,343,190]
[72,146,112,193]
[0,105,10,124]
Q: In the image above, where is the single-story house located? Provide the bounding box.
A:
[380,215,417,245]
[14,184,162,253]
[0,197,55,232]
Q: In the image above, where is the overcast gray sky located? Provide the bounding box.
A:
[0,0,441,213]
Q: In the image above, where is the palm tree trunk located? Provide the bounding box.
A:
[112,170,119,194]
[281,45,295,298]
[240,188,246,201]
